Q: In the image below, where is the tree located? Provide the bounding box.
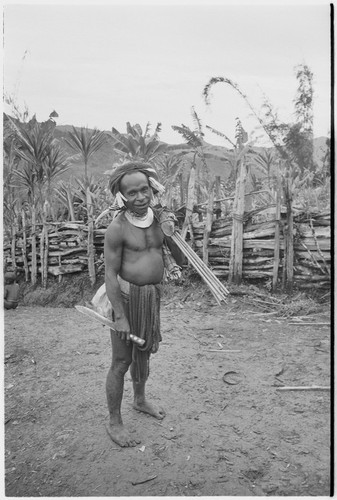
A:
[8,114,72,285]
[3,117,22,241]
[293,64,314,134]
[318,137,331,184]
[65,126,107,285]
[65,126,107,187]
[202,66,317,179]
[284,123,315,173]
[10,117,54,284]
[281,64,315,175]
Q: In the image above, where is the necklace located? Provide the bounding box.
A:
[125,207,154,228]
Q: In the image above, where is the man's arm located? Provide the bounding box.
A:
[104,220,131,343]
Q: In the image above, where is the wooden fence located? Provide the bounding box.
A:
[3,207,330,291]
[192,207,330,290]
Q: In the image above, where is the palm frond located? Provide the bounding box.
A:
[132,123,143,137]
[66,126,106,162]
[126,122,136,137]
[171,125,203,148]
[110,128,131,151]
[125,135,141,156]
[143,122,151,137]
[144,141,167,160]
[205,125,236,148]
[44,144,72,181]
[13,163,37,193]
[191,107,204,137]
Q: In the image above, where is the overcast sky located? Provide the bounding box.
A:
[3,1,331,147]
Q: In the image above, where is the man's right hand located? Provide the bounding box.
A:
[114,316,131,344]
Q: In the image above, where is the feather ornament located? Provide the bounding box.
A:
[115,191,127,208]
[149,177,165,195]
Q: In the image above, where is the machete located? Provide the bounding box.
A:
[75,305,145,346]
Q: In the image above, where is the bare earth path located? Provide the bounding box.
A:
[4,296,331,496]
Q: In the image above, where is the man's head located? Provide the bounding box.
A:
[5,272,16,284]
[120,171,151,215]
[108,161,165,212]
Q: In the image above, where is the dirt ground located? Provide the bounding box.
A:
[4,287,331,497]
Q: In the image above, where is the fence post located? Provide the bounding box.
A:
[87,187,96,286]
[284,177,294,293]
[181,166,196,241]
[228,157,247,285]
[272,169,282,291]
[21,209,29,281]
[179,173,184,208]
[31,201,37,285]
[215,176,221,219]
[43,222,49,289]
[11,213,18,274]
[203,179,215,264]
[40,227,45,287]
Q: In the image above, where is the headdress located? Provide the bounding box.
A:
[108,161,165,197]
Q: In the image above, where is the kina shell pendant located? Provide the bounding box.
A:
[125,207,154,228]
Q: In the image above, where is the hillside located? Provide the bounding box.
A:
[24,122,328,184]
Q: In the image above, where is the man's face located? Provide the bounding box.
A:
[120,172,152,215]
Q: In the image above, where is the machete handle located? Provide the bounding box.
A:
[75,305,145,346]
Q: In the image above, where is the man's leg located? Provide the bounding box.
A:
[131,352,165,420]
[106,331,141,447]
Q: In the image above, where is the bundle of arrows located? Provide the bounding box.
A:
[170,231,229,305]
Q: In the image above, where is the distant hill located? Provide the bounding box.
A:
[51,124,331,184]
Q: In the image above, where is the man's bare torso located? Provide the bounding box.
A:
[111,212,164,286]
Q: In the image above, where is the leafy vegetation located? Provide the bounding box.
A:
[3,63,330,294]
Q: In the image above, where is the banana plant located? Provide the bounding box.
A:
[110,122,167,163]
[172,109,208,178]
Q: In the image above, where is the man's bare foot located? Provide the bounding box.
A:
[133,400,166,419]
[105,422,141,447]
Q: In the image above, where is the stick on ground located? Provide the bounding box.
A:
[276,386,330,391]
[131,475,158,485]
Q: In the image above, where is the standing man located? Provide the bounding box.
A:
[104,161,167,447]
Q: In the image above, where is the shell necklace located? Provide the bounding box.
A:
[125,207,154,228]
